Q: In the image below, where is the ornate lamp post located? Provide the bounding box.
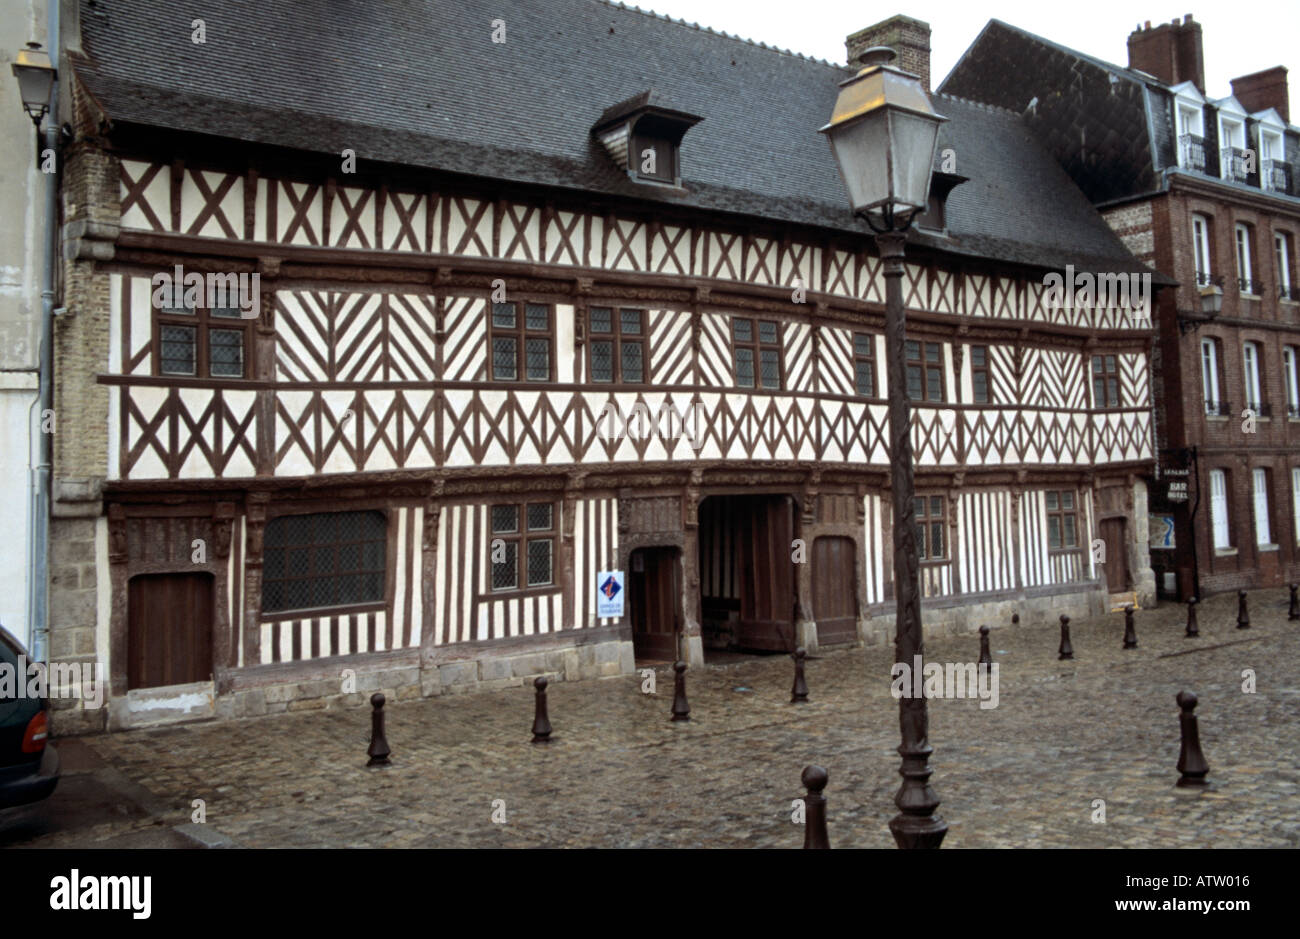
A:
[820,46,948,849]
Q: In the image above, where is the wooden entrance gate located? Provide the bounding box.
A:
[126,572,214,690]
[699,495,796,652]
[1099,518,1130,592]
[629,547,681,662]
[812,536,858,645]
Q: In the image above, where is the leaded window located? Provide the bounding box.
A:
[490,502,556,591]
[588,307,645,383]
[262,510,386,614]
[490,301,552,382]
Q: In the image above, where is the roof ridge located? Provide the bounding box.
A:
[593,0,844,68]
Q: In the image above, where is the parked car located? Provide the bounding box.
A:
[0,626,59,809]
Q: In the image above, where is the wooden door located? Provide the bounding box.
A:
[813,537,857,645]
[735,496,795,652]
[629,547,681,662]
[127,573,214,690]
[1100,518,1130,592]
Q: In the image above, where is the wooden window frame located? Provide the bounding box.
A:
[1045,490,1080,552]
[1284,346,1300,418]
[732,316,784,391]
[1252,467,1274,546]
[587,306,647,385]
[1201,337,1226,415]
[489,300,554,383]
[1242,341,1263,412]
[914,493,948,562]
[1192,214,1213,286]
[904,340,945,403]
[630,133,679,186]
[853,332,876,397]
[1210,468,1233,550]
[154,300,250,379]
[261,509,388,617]
[489,501,558,594]
[1091,354,1120,408]
[970,344,992,404]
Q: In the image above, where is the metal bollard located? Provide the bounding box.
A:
[791,647,809,704]
[1185,596,1199,638]
[1289,584,1299,621]
[801,765,830,849]
[531,676,553,744]
[1058,614,1074,660]
[670,661,691,722]
[1236,589,1250,630]
[1175,691,1210,788]
[1123,605,1138,649]
[978,626,992,670]
[367,693,391,767]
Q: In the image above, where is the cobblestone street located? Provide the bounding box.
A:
[7,590,1299,849]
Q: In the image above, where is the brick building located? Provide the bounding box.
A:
[43,1,1159,733]
[943,15,1300,600]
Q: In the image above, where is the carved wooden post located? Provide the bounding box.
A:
[791,647,809,704]
[367,693,391,766]
[1122,605,1138,649]
[801,765,830,849]
[1185,597,1199,638]
[670,661,690,721]
[1058,614,1074,660]
[531,676,553,744]
[1175,691,1209,787]
[978,626,992,669]
[1236,589,1250,630]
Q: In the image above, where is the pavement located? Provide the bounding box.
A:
[4,588,1298,849]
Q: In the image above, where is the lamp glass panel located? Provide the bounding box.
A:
[826,111,891,214]
[887,109,941,211]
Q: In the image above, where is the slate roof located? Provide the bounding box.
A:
[941,19,1300,207]
[73,0,1152,275]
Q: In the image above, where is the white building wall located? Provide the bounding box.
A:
[0,0,52,650]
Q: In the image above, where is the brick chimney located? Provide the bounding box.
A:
[846,14,931,92]
[1126,14,1204,93]
[1231,66,1289,123]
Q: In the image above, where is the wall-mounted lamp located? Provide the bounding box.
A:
[11,41,56,126]
[1176,284,1224,335]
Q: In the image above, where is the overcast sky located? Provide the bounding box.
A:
[620,0,1298,101]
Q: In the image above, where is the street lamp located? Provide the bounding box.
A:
[11,42,56,126]
[821,46,948,849]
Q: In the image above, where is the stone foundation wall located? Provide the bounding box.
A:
[69,636,637,733]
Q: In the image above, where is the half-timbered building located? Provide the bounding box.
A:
[47,2,1159,731]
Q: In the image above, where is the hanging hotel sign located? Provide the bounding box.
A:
[596,571,625,618]
[1164,468,1189,503]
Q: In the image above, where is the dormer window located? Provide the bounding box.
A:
[1254,108,1287,192]
[1171,82,1207,172]
[592,91,702,188]
[1216,97,1250,182]
[631,132,676,184]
